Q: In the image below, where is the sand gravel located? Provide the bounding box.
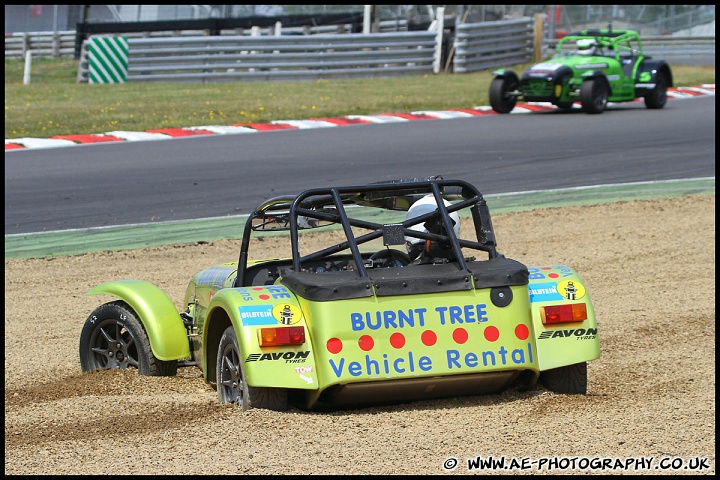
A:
[4,194,715,475]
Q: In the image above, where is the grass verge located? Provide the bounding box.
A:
[4,58,715,139]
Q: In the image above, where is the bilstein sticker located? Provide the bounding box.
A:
[238,305,276,326]
[529,282,563,303]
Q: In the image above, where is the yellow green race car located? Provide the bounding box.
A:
[79,177,600,411]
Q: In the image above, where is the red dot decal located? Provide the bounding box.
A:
[548,273,559,278]
[358,335,374,351]
[390,332,405,349]
[515,324,529,340]
[258,294,270,300]
[421,330,437,346]
[541,267,551,270]
[327,338,343,354]
[484,326,500,342]
[453,328,468,344]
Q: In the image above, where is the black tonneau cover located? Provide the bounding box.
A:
[280,256,528,301]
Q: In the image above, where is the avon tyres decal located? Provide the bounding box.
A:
[246,351,310,363]
[538,328,597,340]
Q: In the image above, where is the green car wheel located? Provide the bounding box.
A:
[645,73,669,109]
[489,77,518,114]
[580,79,608,114]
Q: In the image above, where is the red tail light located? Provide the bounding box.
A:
[258,326,305,346]
[540,303,587,325]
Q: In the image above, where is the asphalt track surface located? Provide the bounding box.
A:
[4,91,715,258]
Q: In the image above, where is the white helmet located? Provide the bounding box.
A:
[576,39,597,55]
[404,194,460,252]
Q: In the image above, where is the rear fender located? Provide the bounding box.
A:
[527,266,601,371]
[87,280,190,361]
[205,285,318,390]
[636,59,673,90]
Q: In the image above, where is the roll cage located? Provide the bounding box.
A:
[233,177,501,287]
[556,29,644,60]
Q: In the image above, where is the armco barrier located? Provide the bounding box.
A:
[453,18,535,73]
[78,31,441,83]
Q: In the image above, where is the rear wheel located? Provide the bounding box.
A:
[79,301,177,376]
[489,77,518,114]
[644,73,668,109]
[216,326,288,411]
[555,101,575,110]
[580,79,608,114]
[539,361,587,394]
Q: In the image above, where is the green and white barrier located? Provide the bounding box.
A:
[88,36,128,84]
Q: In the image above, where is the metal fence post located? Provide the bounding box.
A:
[433,7,445,74]
[534,13,544,62]
[23,50,32,85]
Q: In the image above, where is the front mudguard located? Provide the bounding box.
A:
[527,266,601,371]
[204,285,319,390]
[87,280,190,361]
[492,68,520,86]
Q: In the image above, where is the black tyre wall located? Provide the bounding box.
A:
[79,300,178,376]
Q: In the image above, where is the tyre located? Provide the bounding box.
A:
[216,326,288,411]
[580,79,608,114]
[539,361,587,394]
[555,101,575,110]
[489,77,518,114]
[79,301,178,376]
[644,73,668,109]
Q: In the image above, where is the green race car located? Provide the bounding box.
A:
[79,177,601,411]
[490,29,673,114]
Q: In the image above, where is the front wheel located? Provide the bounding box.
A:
[79,301,177,376]
[644,73,668,109]
[216,326,288,411]
[539,361,587,394]
[489,77,518,114]
[580,79,608,114]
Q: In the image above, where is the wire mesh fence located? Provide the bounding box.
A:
[4,5,715,36]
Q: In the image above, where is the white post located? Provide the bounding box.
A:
[363,5,371,34]
[23,50,32,85]
[433,7,445,74]
[274,21,282,36]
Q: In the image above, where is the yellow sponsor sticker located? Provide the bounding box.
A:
[273,303,303,325]
[557,280,585,300]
